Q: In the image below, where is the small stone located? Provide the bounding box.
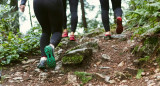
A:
[157,76,160,80]
[68,73,77,83]
[14,72,22,76]
[94,64,97,67]
[100,66,110,69]
[22,59,36,64]
[118,61,125,67]
[102,54,111,61]
[133,59,139,65]
[22,65,29,68]
[111,45,118,50]
[8,79,14,83]
[148,83,156,86]
[51,71,58,74]
[39,72,48,81]
[123,47,129,52]
[55,61,62,70]
[109,80,116,84]
[105,76,110,82]
[13,77,23,80]
[34,68,41,72]
[154,68,159,73]
[122,80,127,83]
[154,63,158,66]
[145,77,149,82]
[141,72,146,76]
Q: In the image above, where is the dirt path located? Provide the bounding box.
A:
[1,31,160,86]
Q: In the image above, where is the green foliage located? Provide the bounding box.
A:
[74,71,92,84]
[138,56,150,62]
[126,0,160,37]
[0,27,41,65]
[136,69,144,79]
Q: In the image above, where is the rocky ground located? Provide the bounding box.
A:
[1,29,160,86]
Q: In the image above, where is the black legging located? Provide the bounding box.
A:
[33,0,63,57]
[63,0,78,32]
[100,0,122,32]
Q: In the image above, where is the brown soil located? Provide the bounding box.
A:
[1,31,159,86]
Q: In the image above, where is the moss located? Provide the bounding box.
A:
[62,55,83,64]
[74,71,92,84]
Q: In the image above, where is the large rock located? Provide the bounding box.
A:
[111,34,127,41]
[57,40,78,49]
[62,48,92,65]
[66,41,99,53]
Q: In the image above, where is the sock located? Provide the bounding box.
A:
[49,44,55,49]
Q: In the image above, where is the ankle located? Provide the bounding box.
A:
[49,44,55,49]
[63,29,68,32]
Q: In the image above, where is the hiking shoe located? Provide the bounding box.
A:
[70,35,75,41]
[116,17,123,34]
[62,31,68,37]
[44,45,56,68]
[105,34,111,40]
[37,57,47,69]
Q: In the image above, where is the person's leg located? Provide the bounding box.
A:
[33,0,51,69]
[99,0,111,37]
[62,0,68,37]
[111,0,123,34]
[69,0,78,41]
[44,0,63,68]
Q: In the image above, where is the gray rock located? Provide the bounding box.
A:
[62,48,92,65]
[22,59,36,64]
[58,40,78,49]
[102,54,111,61]
[123,47,129,52]
[105,76,110,82]
[22,65,29,68]
[114,71,131,80]
[13,77,23,80]
[68,73,77,83]
[118,61,125,67]
[34,68,41,72]
[99,66,111,69]
[111,45,119,50]
[66,41,99,53]
[13,77,23,82]
[55,61,62,70]
[111,34,127,40]
[109,80,116,84]
[39,72,48,81]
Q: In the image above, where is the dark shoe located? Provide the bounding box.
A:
[116,17,123,34]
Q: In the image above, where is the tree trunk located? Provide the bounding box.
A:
[28,0,33,27]
[80,0,88,31]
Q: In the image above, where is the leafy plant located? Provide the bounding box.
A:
[136,69,144,79]
[74,71,92,84]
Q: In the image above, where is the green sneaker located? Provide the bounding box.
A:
[44,45,56,68]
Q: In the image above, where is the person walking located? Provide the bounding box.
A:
[62,0,79,41]
[20,0,64,69]
[100,0,123,39]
